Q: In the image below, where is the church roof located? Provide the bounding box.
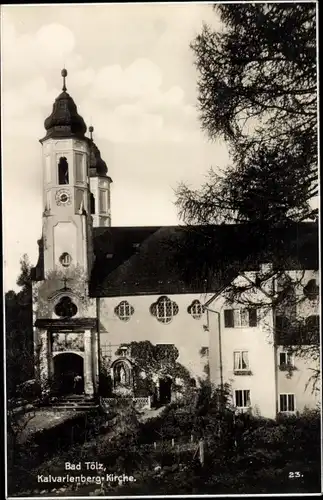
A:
[40,69,87,142]
[32,222,318,297]
[89,222,318,298]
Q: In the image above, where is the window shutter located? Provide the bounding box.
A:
[248,308,257,327]
[224,309,234,328]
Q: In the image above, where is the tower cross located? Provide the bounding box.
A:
[62,276,69,290]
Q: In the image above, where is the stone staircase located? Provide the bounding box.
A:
[49,394,99,411]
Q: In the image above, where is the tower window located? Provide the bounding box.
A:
[99,189,108,213]
[90,193,95,214]
[59,252,72,268]
[58,157,69,185]
[75,153,83,182]
[54,296,77,318]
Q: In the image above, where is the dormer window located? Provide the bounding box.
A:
[58,157,69,185]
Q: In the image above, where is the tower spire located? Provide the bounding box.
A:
[61,68,68,92]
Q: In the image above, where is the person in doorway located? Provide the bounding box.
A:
[74,374,83,394]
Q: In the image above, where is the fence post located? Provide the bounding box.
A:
[191,434,193,443]
[171,438,174,448]
[154,442,157,450]
[199,438,205,466]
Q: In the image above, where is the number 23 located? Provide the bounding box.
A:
[289,471,301,478]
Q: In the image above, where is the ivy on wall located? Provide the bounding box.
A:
[112,341,193,398]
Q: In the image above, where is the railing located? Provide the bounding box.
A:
[100,396,151,410]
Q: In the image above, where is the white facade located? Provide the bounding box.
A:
[207,270,320,418]
[98,293,213,381]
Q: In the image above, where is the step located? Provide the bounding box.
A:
[51,405,99,411]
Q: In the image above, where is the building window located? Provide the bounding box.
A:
[90,193,95,214]
[58,157,69,185]
[114,301,134,322]
[303,279,319,300]
[76,189,85,213]
[54,296,77,318]
[59,252,72,268]
[188,300,205,319]
[279,394,295,412]
[150,296,179,324]
[75,153,83,182]
[235,390,251,408]
[279,351,294,367]
[234,351,249,371]
[224,308,257,328]
[99,189,108,213]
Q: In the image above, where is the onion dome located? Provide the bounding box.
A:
[41,69,87,142]
[88,126,108,177]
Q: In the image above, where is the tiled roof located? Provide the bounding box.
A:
[89,222,318,298]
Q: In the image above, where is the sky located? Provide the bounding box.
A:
[2,2,232,292]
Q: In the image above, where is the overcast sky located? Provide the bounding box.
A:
[2,3,232,292]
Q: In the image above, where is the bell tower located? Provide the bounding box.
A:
[40,69,93,276]
[33,70,99,399]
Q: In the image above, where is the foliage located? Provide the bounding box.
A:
[175,3,318,389]
[177,3,317,226]
[5,255,34,397]
[115,341,192,398]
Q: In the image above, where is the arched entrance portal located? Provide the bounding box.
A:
[53,352,84,395]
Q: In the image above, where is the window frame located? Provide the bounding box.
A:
[150,296,179,324]
[279,351,294,367]
[224,308,258,328]
[279,393,296,413]
[188,300,205,319]
[233,351,250,371]
[99,189,108,214]
[114,300,134,322]
[75,152,84,183]
[234,389,251,408]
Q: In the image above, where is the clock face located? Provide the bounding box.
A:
[55,189,71,206]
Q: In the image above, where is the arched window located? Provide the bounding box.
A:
[90,193,95,214]
[114,301,134,321]
[58,157,69,185]
[187,300,205,319]
[55,296,78,318]
[303,279,319,300]
[59,252,72,267]
[150,296,179,324]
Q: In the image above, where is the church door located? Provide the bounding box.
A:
[53,353,84,395]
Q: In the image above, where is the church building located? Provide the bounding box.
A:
[32,70,319,416]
